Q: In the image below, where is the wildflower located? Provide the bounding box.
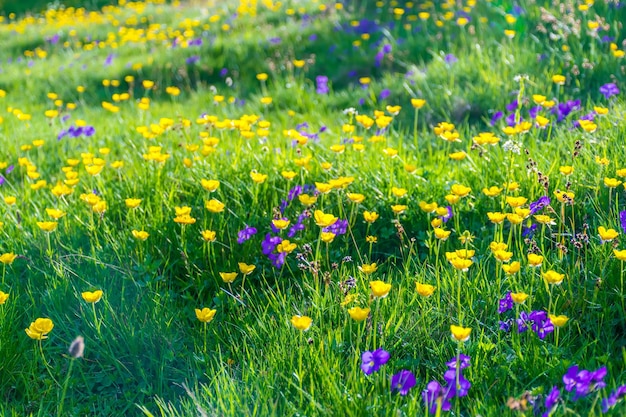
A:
[219,272,237,283]
[0,253,17,265]
[528,253,544,267]
[314,210,338,227]
[563,365,607,400]
[432,225,452,240]
[498,292,514,314]
[598,226,619,243]
[200,179,220,192]
[391,370,416,396]
[25,318,54,340]
[604,178,622,188]
[195,308,216,323]
[450,184,471,197]
[503,262,521,275]
[201,230,217,242]
[614,249,626,261]
[45,208,66,219]
[238,263,256,275]
[360,348,390,375]
[450,324,471,342]
[298,194,317,206]
[534,215,555,225]
[320,232,336,243]
[205,199,225,213]
[549,314,569,327]
[237,226,257,244]
[370,280,391,298]
[411,98,426,108]
[363,211,379,223]
[272,219,290,230]
[487,212,506,224]
[601,385,626,413]
[423,381,452,414]
[250,171,268,184]
[416,282,436,297]
[37,221,58,232]
[449,257,472,271]
[359,263,377,275]
[482,186,503,197]
[599,83,619,99]
[391,205,408,214]
[419,201,438,213]
[510,292,528,304]
[543,270,565,285]
[276,240,296,253]
[348,306,370,321]
[81,290,103,303]
[290,315,312,331]
[552,75,566,85]
[0,291,9,304]
[132,230,149,241]
[494,250,513,262]
[347,193,365,204]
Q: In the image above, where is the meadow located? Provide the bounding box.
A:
[0,0,625,415]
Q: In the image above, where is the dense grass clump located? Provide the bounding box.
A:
[0,0,625,415]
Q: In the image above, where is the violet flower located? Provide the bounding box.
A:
[599,83,619,99]
[423,381,452,414]
[237,226,257,244]
[360,348,390,375]
[391,370,416,396]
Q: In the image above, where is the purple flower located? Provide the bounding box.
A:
[323,219,348,235]
[599,83,619,99]
[446,354,471,370]
[444,54,457,64]
[498,292,513,314]
[5,165,14,175]
[543,386,560,417]
[379,89,391,101]
[443,369,471,397]
[529,196,551,215]
[104,53,114,66]
[268,252,287,269]
[564,365,607,400]
[0,175,4,186]
[602,385,626,413]
[490,111,504,126]
[185,55,200,65]
[237,226,257,244]
[499,320,512,332]
[439,206,453,223]
[316,75,329,95]
[620,211,626,234]
[505,113,518,126]
[423,381,452,414]
[506,99,519,112]
[360,348,390,375]
[391,370,416,396]
[529,105,542,119]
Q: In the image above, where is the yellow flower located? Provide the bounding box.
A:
[174,215,196,225]
[347,193,365,204]
[291,315,313,331]
[200,179,220,192]
[450,324,471,342]
[277,240,297,253]
[219,272,238,283]
[418,201,438,213]
[314,210,338,227]
[370,280,391,298]
[490,242,508,252]
[449,257,472,271]
[506,196,528,208]
[449,151,467,161]
[532,94,546,105]
[359,263,378,275]
[195,307,217,323]
[614,249,626,261]
[391,204,408,214]
[0,291,8,304]
[25,318,54,340]
[598,226,619,243]
[510,292,528,304]
[604,177,622,188]
[132,230,149,241]
[502,261,521,275]
[366,235,377,244]
[549,314,569,327]
[534,215,555,226]
[507,213,524,225]
[205,199,225,213]
[348,307,371,321]
[415,282,436,297]
[315,182,332,194]
[272,219,290,230]
[0,252,18,265]
[411,98,426,109]
[528,253,544,267]
[201,230,217,242]
[238,263,256,275]
[4,196,16,205]
[81,290,103,303]
[37,221,58,232]
[450,184,471,197]
[434,228,451,240]
[559,166,574,176]
[250,171,268,184]
[45,208,66,220]
[494,250,513,262]
[552,74,566,85]
[320,232,336,243]
[487,212,506,224]
[482,186,503,197]
[363,211,379,223]
[391,187,407,198]
[543,270,565,285]
[298,194,317,206]
[281,171,297,180]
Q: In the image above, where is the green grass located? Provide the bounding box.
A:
[0,0,625,415]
